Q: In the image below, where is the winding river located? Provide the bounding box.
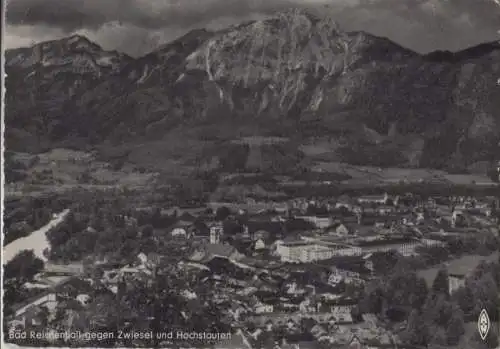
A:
[3,209,70,264]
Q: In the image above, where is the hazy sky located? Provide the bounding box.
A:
[4,0,500,56]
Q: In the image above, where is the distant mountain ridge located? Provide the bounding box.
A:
[5,34,132,72]
[5,9,500,175]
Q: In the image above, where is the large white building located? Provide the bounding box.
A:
[275,240,361,263]
[274,235,442,262]
[295,215,334,229]
[358,193,390,205]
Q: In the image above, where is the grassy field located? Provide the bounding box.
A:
[6,142,497,202]
[418,252,499,289]
[7,148,157,188]
[309,161,496,186]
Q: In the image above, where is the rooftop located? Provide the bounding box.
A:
[213,329,253,349]
[351,237,418,247]
[447,252,498,277]
[189,243,243,262]
[172,220,194,228]
[281,241,311,247]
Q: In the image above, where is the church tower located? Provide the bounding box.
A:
[451,210,460,228]
[242,224,249,238]
[355,207,363,225]
[210,223,223,244]
[383,192,390,205]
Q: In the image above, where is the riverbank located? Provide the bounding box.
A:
[3,209,70,264]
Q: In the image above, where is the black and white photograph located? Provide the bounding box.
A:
[2,0,500,348]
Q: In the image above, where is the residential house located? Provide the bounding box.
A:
[319,293,342,303]
[357,205,378,216]
[213,329,253,349]
[357,215,378,227]
[311,324,328,338]
[252,229,271,242]
[264,320,274,332]
[335,196,357,211]
[335,223,351,236]
[177,210,196,220]
[229,303,248,321]
[279,302,301,313]
[254,302,274,314]
[420,239,446,248]
[247,220,285,240]
[361,313,379,328]
[348,330,396,349]
[170,220,194,238]
[8,307,47,331]
[249,328,264,342]
[377,205,396,216]
[254,238,267,251]
[280,341,321,349]
[273,202,290,214]
[362,254,375,274]
[358,193,390,205]
[295,215,333,229]
[447,252,499,294]
[347,335,364,349]
[119,265,153,279]
[299,298,318,313]
[53,277,93,299]
[328,265,367,285]
[373,215,399,228]
[318,326,396,348]
[225,277,248,288]
[328,272,343,286]
[251,329,276,348]
[286,318,300,330]
[44,262,84,275]
[285,282,307,296]
[188,243,245,263]
[10,291,58,328]
[331,304,354,324]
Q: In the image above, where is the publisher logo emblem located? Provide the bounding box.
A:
[478,309,491,341]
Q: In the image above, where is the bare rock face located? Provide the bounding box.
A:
[183,9,414,119]
[5,9,500,171]
[4,35,133,150]
[5,34,132,72]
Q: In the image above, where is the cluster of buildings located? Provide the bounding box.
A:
[5,191,499,349]
[165,192,497,348]
[175,192,498,266]
[178,243,394,348]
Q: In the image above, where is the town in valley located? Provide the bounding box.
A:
[4,181,500,349]
[3,1,500,348]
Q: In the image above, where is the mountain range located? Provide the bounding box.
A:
[5,9,500,177]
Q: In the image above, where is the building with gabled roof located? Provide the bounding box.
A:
[213,329,253,349]
[189,242,245,263]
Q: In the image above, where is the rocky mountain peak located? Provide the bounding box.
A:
[4,14,500,173]
[5,34,132,73]
[185,9,413,82]
[179,9,416,119]
[60,34,102,52]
